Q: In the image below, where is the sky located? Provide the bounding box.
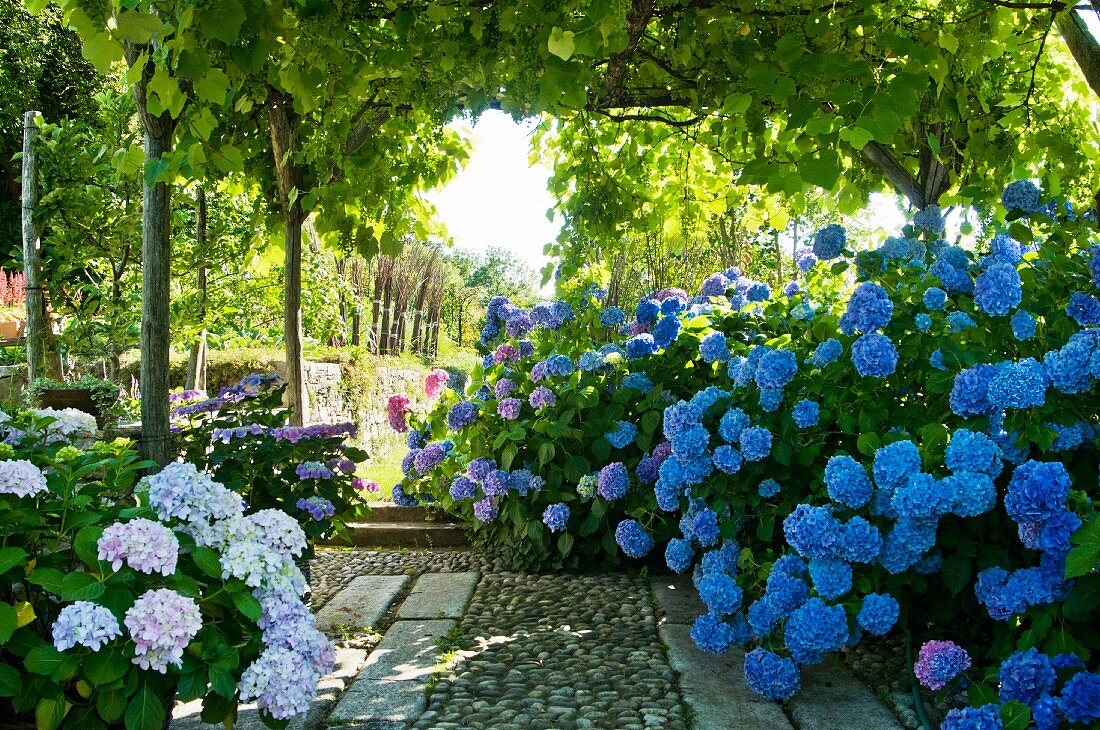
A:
[424,111,560,282]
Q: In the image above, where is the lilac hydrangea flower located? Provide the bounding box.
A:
[914,640,971,690]
[597,462,630,500]
[498,397,522,420]
[446,401,480,430]
[529,386,556,409]
[0,459,48,498]
[296,496,335,521]
[125,589,202,672]
[295,460,334,480]
[53,601,122,652]
[98,519,179,575]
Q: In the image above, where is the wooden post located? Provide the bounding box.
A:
[268,88,309,426]
[21,111,60,381]
[186,187,208,391]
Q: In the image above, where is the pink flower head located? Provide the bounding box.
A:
[352,477,380,493]
[493,344,519,363]
[425,369,450,399]
[914,640,972,690]
[387,394,411,433]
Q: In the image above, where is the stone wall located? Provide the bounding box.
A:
[286,361,432,463]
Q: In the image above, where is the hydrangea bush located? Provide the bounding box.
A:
[393,184,1099,727]
[0,409,331,730]
[174,375,368,545]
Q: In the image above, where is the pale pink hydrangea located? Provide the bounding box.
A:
[98,518,179,575]
[424,368,449,398]
[387,394,411,433]
[124,589,202,672]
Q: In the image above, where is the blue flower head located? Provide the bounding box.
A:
[784,598,849,665]
[915,313,932,331]
[665,538,694,573]
[712,445,743,474]
[1011,310,1036,340]
[851,333,898,378]
[809,339,843,368]
[872,440,922,490]
[792,400,820,428]
[718,408,750,443]
[857,593,899,636]
[813,224,846,259]
[653,315,682,348]
[599,306,625,328]
[755,349,798,389]
[949,364,998,416]
[744,648,801,700]
[975,262,1022,316]
[807,557,852,600]
[998,648,1055,707]
[1067,291,1100,326]
[1002,180,1041,213]
[825,455,874,508]
[635,298,660,324]
[947,311,976,332]
[614,519,654,558]
[740,427,773,462]
[924,287,948,310]
[759,388,782,412]
[758,478,781,497]
[945,429,1001,477]
[987,358,1046,410]
[990,233,1022,265]
[605,421,638,449]
[699,332,730,363]
[840,282,894,334]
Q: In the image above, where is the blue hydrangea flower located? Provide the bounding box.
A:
[1067,291,1100,326]
[449,475,476,500]
[746,282,771,302]
[840,283,894,334]
[1011,310,1036,340]
[1004,460,1071,525]
[699,573,743,616]
[809,339,843,368]
[665,538,694,573]
[913,205,945,233]
[744,648,801,700]
[807,557,852,600]
[700,273,730,297]
[931,257,974,294]
[949,364,998,416]
[792,400,820,428]
[712,445,743,474]
[924,287,948,310]
[1002,180,1041,213]
[621,372,654,392]
[945,429,1001,477]
[653,315,682,348]
[542,503,570,533]
[625,334,658,359]
[915,313,932,331]
[941,705,1003,730]
[758,478,781,498]
[892,473,954,518]
[1058,671,1100,724]
[605,421,638,448]
[599,306,625,328]
[872,440,921,490]
[930,349,946,370]
[857,593,899,636]
[740,427,773,462]
[998,648,1055,707]
[759,388,782,412]
[851,333,898,378]
[783,504,842,559]
[718,408,750,443]
[755,349,798,389]
[990,233,1023,265]
[825,455,874,508]
[947,311,977,332]
[699,332,730,363]
[635,298,659,324]
[446,401,480,430]
[784,598,849,665]
[842,517,883,563]
[987,358,1046,410]
[813,224,846,259]
[597,462,630,500]
[578,351,604,371]
[691,613,737,654]
[1043,335,1094,394]
[975,262,1022,316]
[614,519,654,558]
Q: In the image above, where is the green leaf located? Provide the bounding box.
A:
[856,432,882,456]
[191,547,223,579]
[35,697,66,730]
[538,442,556,466]
[176,671,208,703]
[197,0,246,44]
[0,663,21,697]
[548,27,576,61]
[1000,701,1031,730]
[84,643,131,685]
[839,126,874,150]
[209,664,236,698]
[0,547,26,576]
[97,690,127,723]
[0,604,17,644]
[24,644,65,675]
[75,526,104,567]
[1062,574,1100,618]
[940,556,972,595]
[1064,544,1100,579]
[27,567,64,594]
[125,686,165,730]
[82,32,124,74]
[557,532,574,556]
[799,153,841,190]
[60,572,105,602]
[232,592,262,622]
[112,10,164,43]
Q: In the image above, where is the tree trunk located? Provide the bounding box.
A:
[380,270,393,355]
[371,262,383,354]
[20,111,62,380]
[268,88,309,426]
[1057,7,1100,99]
[186,187,208,391]
[138,123,174,466]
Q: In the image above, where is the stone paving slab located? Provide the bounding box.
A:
[397,571,479,620]
[171,647,367,730]
[790,661,904,730]
[659,623,793,730]
[331,619,456,726]
[315,575,411,632]
[652,575,706,625]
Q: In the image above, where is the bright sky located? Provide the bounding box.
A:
[425,111,560,281]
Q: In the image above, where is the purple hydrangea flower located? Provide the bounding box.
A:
[98,519,179,575]
[124,588,202,672]
[914,640,971,690]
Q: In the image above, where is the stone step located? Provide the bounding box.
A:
[363,500,434,523]
[338,522,471,549]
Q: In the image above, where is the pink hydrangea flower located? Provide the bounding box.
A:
[424,369,449,398]
[387,394,411,433]
[98,519,179,575]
